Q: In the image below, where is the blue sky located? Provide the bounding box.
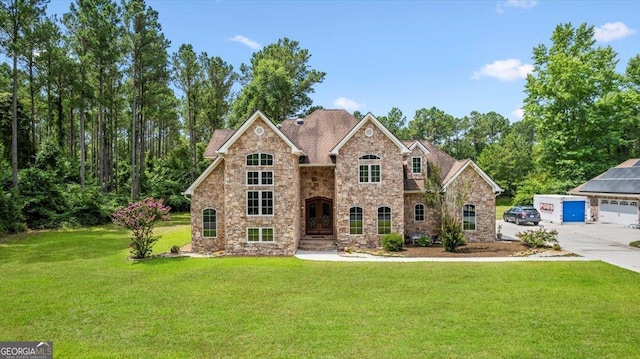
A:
[48,0,640,122]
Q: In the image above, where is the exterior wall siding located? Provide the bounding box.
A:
[447,166,496,242]
[299,167,335,237]
[334,122,405,249]
[191,164,225,252]
[223,117,300,256]
[403,193,439,237]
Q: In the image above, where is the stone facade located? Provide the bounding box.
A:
[191,163,225,252]
[334,120,405,249]
[188,110,500,255]
[403,193,439,237]
[299,167,335,237]
[446,166,496,242]
[222,117,301,256]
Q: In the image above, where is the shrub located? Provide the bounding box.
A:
[417,235,431,247]
[516,228,559,248]
[381,233,404,252]
[111,197,171,258]
[170,245,181,254]
[441,213,466,252]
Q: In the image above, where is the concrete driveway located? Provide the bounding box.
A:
[499,220,640,273]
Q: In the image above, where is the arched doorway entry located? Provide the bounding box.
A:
[305,197,333,235]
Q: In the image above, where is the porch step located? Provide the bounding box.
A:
[298,239,337,251]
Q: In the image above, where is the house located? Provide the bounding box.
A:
[183,109,503,255]
[569,159,640,225]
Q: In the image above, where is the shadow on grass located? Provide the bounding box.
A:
[132,256,191,266]
[0,226,130,264]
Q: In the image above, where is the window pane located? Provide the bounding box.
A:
[203,209,217,237]
[247,192,259,215]
[412,157,422,173]
[415,204,424,221]
[349,207,363,234]
[378,207,391,234]
[247,171,259,185]
[246,154,259,166]
[247,228,259,241]
[261,171,273,185]
[262,228,274,242]
[359,165,369,182]
[359,154,380,160]
[262,191,273,215]
[261,153,273,166]
[463,204,476,231]
[371,165,381,183]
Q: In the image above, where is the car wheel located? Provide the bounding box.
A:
[515,218,520,225]
[503,214,508,222]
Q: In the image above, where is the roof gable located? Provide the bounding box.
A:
[330,113,410,155]
[443,159,503,193]
[217,111,303,155]
[408,140,430,154]
[183,156,223,196]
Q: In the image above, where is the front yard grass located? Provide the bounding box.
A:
[1,215,639,358]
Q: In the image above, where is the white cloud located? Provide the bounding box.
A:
[594,22,636,42]
[472,59,534,81]
[496,0,537,14]
[510,108,524,120]
[333,97,365,112]
[227,35,262,50]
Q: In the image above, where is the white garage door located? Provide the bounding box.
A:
[599,199,638,225]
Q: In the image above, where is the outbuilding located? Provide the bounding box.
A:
[569,159,640,226]
[534,194,588,224]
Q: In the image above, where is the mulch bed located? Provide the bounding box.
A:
[400,241,528,257]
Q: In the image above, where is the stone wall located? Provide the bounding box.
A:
[191,163,225,252]
[223,117,300,256]
[299,167,335,237]
[334,121,405,249]
[403,193,439,237]
[446,165,496,242]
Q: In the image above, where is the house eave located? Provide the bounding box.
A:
[568,191,640,199]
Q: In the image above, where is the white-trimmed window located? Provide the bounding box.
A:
[462,204,476,231]
[247,171,273,186]
[378,206,392,234]
[247,227,274,242]
[246,153,273,166]
[203,208,217,237]
[414,204,425,221]
[359,155,381,183]
[349,207,363,235]
[412,157,422,173]
[247,191,273,215]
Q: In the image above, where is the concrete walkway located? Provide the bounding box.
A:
[499,220,640,273]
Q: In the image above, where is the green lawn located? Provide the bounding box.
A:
[1,215,640,358]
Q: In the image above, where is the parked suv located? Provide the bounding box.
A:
[503,206,541,225]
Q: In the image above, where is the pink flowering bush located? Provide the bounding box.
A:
[111,197,171,258]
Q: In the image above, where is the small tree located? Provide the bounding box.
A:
[423,162,469,252]
[111,197,171,258]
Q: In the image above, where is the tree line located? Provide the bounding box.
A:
[0,0,638,233]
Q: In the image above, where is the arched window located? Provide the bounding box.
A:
[246,153,273,166]
[359,154,381,183]
[462,204,476,231]
[203,209,217,237]
[414,204,425,221]
[378,206,392,234]
[349,207,363,234]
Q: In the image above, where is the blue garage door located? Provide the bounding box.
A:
[563,201,585,222]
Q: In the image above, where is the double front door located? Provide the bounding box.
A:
[305,197,333,235]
